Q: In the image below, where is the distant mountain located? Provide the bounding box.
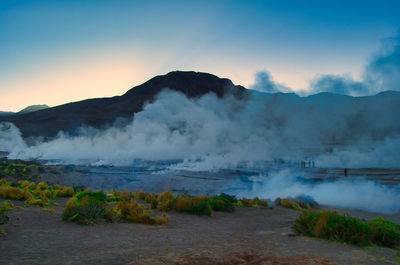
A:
[0,111,14,117]
[0,71,246,138]
[1,71,400,140]
[18,104,49,114]
[0,104,49,117]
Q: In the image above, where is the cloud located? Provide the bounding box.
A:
[309,30,400,96]
[249,70,291,93]
[309,74,371,96]
[365,30,400,92]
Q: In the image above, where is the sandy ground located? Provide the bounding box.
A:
[1,197,399,265]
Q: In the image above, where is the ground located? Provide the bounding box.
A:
[1,198,399,265]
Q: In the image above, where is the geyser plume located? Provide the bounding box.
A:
[1,89,400,169]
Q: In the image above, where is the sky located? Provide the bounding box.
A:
[1,0,400,111]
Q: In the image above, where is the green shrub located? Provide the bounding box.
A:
[209,197,235,212]
[293,211,400,248]
[173,195,214,216]
[368,217,400,248]
[62,191,110,225]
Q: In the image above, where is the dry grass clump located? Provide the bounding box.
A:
[54,186,75,197]
[113,199,169,225]
[238,197,269,208]
[280,198,310,211]
[158,190,173,203]
[107,189,133,202]
[0,185,26,200]
[0,178,75,208]
[62,191,111,225]
[293,210,400,248]
[133,190,148,200]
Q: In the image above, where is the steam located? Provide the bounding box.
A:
[249,71,291,93]
[0,33,399,215]
[1,88,400,169]
[238,169,400,214]
[309,30,400,96]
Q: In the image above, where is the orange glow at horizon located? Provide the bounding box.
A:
[0,52,159,112]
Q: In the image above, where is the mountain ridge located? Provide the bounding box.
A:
[1,71,400,139]
[0,71,247,138]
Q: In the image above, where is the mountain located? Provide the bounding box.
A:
[0,105,49,117]
[18,104,49,114]
[0,111,14,117]
[0,71,247,138]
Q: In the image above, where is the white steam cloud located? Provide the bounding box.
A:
[1,89,400,169]
[238,169,400,214]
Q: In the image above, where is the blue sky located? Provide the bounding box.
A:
[1,0,400,111]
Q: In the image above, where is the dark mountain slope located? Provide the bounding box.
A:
[0,71,246,138]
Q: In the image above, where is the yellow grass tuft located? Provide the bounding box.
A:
[158,190,173,203]
[113,199,169,225]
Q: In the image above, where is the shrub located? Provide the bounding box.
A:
[133,190,148,200]
[119,190,132,201]
[281,198,310,210]
[55,186,75,197]
[238,197,269,208]
[173,196,214,216]
[37,181,48,190]
[25,198,45,207]
[209,197,235,212]
[0,185,29,200]
[62,191,110,225]
[18,181,30,188]
[157,198,174,212]
[0,200,14,225]
[368,217,400,248]
[113,199,169,225]
[27,182,36,190]
[293,211,400,248]
[158,190,173,203]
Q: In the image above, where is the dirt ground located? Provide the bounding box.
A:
[1,197,399,265]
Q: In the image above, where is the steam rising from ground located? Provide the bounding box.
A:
[2,32,400,214]
[238,169,400,214]
[1,89,400,169]
[1,86,400,214]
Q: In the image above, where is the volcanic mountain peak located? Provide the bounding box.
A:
[124,71,244,98]
[0,71,246,138]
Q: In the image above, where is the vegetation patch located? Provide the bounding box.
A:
[0,200,15,235]
[133,190,268,216]
[237,197,269,208]
[113,198,169,225]
[62,191,112,225]
[293,210,400,248]
[63,191,169,225]
[0,159,42,180]
[280,198,311,211]
[0,178,75,208]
